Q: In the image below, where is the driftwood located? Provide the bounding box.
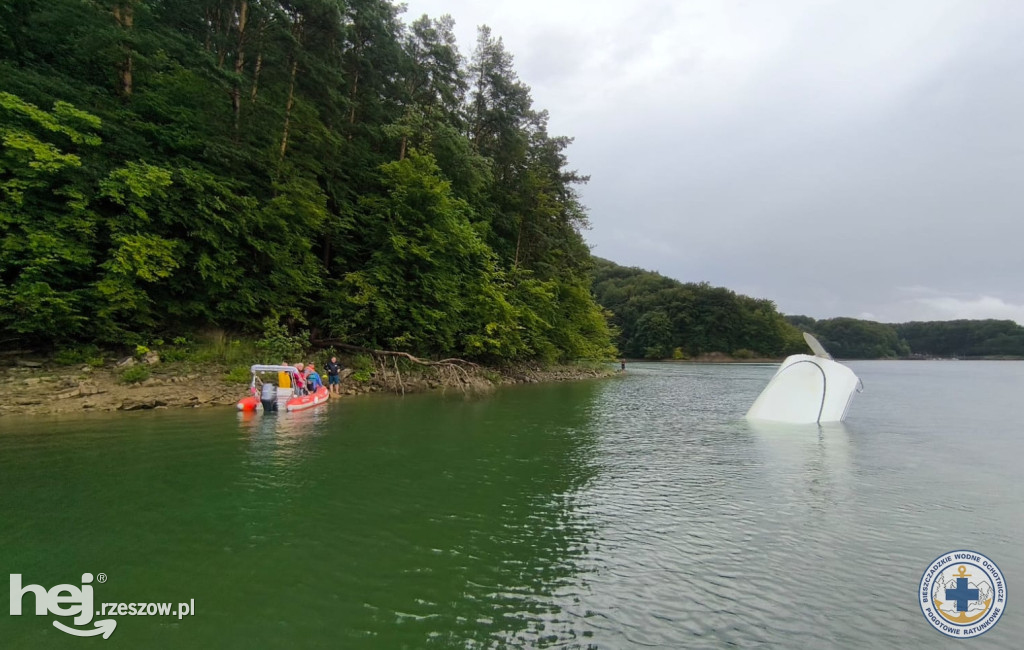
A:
[314,340,478,367]
[312,340,485,395]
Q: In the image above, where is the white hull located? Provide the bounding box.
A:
[746,354,861,424]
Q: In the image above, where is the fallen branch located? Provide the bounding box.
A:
[312,339,483,395]
[313,340,479,368]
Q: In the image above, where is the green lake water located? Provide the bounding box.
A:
[1,361,1022,648]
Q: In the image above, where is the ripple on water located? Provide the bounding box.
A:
[1,362,1022,648]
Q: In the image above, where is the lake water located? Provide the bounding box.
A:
[1,361,1021,648]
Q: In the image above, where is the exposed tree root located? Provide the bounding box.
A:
[313,340,487,395]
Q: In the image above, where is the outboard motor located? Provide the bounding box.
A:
[260,383,279,412]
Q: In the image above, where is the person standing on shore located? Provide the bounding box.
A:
[325,356,343,395]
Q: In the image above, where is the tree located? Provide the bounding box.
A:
[0,92,102,342]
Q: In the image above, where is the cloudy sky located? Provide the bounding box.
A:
[402,0,1023,323]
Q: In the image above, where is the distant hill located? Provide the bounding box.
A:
[590,257,1024,360]
[591,258,805,359]
[786,316,1024,359]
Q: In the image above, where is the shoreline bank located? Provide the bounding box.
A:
[0,359,616,418]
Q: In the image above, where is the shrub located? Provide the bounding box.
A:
[54,345,101,366]
[160,347,190,363]
[732,348,757,359]
[120,365,150,384]
[352,369,372,383]
[188,338,258,364]
[135,344,150,358]
[225,365,252,383]
[350,353,374,372]
[644,346,666,360]
[256,318,309,362]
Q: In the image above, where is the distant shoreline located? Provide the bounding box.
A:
[621,355,1024,364]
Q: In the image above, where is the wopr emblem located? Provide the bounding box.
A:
[919,550,1006,638]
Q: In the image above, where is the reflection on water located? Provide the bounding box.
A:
[745,420,852,514]
[1,363,1022,648]
[238,408,327,462]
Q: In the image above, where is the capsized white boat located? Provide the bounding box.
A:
[745,333,863,424]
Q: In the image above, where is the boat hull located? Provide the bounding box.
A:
[285,386,330,411]
[237,396,259,412]
[745,354,861,424]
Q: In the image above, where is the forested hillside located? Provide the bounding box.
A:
[0,0,614,362]
[787,316,1024,358]
[592,258,805,359]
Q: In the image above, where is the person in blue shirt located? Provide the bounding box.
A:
[305,363,324,392]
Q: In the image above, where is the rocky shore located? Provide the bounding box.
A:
[0,357,616,417]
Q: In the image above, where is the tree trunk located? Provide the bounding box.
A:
[250,50,263,103]
[111,3,135,97]
[513,218,523,270]
[347,68,359,140]
[204,8,212,52]
[399,135,407,161]
[322,236,332,268]
[279,58,298,162]
[231,0,248,133]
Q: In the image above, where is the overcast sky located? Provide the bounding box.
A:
[402,0,1023,324]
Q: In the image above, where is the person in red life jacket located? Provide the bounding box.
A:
[305,363,324,392]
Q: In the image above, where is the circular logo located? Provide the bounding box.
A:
[920,550,1007,638]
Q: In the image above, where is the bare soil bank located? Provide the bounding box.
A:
[0,358,616,417]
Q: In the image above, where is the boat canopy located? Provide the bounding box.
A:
[248,364,303,388]
[250,364,300,374]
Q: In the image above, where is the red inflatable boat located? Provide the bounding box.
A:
[236,365,330,413]
[284,385,330,411]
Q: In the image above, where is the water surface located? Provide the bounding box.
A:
[1,361,1021,648]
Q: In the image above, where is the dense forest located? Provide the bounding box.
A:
[592,258,806,359]
[0,0,615,362]
[787,316,1024,359]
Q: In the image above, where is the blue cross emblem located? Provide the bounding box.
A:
[946,577,979,612]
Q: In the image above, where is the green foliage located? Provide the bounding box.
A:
[636,310,673,359]
[0,2,613,365]
[119,365,150,384]
[592,258,803,359]
[134,345,150,358]
[788,317,909,359]
[790,316,1024,358]
[224,365,252,383]
[159,346,190,363]
[350,354,375,373]
[348,354,374,382]
[0,91,101,343]
[54,345,102,366]
[732,348,756,359]
[352,369,373,383]
[187,338,259,365]
[896,319,1024,357]
[255,318,309,363]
